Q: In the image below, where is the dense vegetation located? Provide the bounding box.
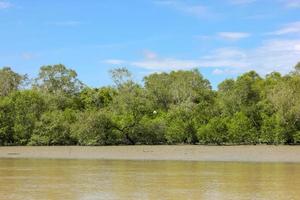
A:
[1,63,300,146]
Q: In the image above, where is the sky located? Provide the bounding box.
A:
[0,0,300,89]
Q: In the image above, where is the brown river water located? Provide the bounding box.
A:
[0,159,299,200]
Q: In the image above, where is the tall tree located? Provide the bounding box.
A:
[0,67,26,97]
[34,64,84,95]
[144,69,212,110]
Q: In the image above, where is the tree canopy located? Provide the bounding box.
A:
[1,64,300,146]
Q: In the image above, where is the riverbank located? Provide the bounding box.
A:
[1,145,300,162]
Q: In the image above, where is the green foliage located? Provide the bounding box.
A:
[197,117,229,145]
[1,64,300,146]
[0,67,26,97]
[227,112,258,144]
[71,110,119,145]
[260,114,285,144]
[111,82,152,144]
[79,87,116,110]
[10,90,46,145]
[0,97,14,145]
[34,64,84,95]
[144,69,211,110]
[293,132,300,144]
[29,110,76,145]
[165,103,198,144]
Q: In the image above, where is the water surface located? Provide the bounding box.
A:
[0,159,299,200]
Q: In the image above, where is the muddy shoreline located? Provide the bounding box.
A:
[1,145,300,162]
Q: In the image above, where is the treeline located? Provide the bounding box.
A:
[1,63,300,146]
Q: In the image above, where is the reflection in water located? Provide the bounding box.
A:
[0,159,299,200]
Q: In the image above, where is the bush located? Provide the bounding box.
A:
[165,104,198,144]
[227,112,258,144]
[29,110,76,145]
[260,114,285,144]
[293,131,300,144]
[11,91,46,145]
[197,117,228,145]
[0,97,14,145]
[131,117,167,144]
[71,110,119,145]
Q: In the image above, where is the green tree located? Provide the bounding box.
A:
[197,117,229,145]
[165,103,198,144]
[295,62,300,72]
[260,113,285,144]
[267,74,300,143]
[34,64,84,95]
[227,112,258,144]
[0,67,26,97]
[109,67,132,88]
[0,97,14,145]
[144,69,212,110]
[111,82,151,144]
[79,87,116,110]
[10,90,46,145]
[29,109,76,145]
[132,116,167,144]
[71,110,119,145]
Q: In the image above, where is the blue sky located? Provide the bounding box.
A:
[0,0,300,89]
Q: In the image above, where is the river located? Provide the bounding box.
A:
[0,159,299,200]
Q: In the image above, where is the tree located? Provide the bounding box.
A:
[109,67,132,88]
[10,90,46,145]
[71,110,119,145]
[197,117,229,145]
[260,113,285,144]
[295,62,300,72]
[144,69,212,110]
[34,64,84,95]
[79,87,116,110]
[111,82,152,144]
[0,97,14,145]
[227,112,258,144]
[29,109,77,145]
[267,74,300,143]
[132,116,166,144]
[165,103,198,144]
[0,67,26,97]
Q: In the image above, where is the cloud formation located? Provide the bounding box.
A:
[104,59,125,65]
[0,1,12,9]
[282,0,300,8]
[218,32,251,41]
[154,0,210,18]
[269,21,300,35]
[105,38,300,75]
[229,0,256,5]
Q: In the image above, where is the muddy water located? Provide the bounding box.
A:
[0,159,299,200]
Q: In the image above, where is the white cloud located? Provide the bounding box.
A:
[21,52,35,60]
[0,1,12,9]
[281,0,300,8]
[212,69,224,75]
[218,32,251,41]
[142,50,158,59]
[212,68,239,75]
[229,0,256,5]
[131,59,199,71]
[268,21,300,35]
[104,59,125,65]
[154,0,210,18]
[129,47,248,71]
[108,38,300,75]
[249,39,300,73]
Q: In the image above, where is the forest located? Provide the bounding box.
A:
[0,63,300,146]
